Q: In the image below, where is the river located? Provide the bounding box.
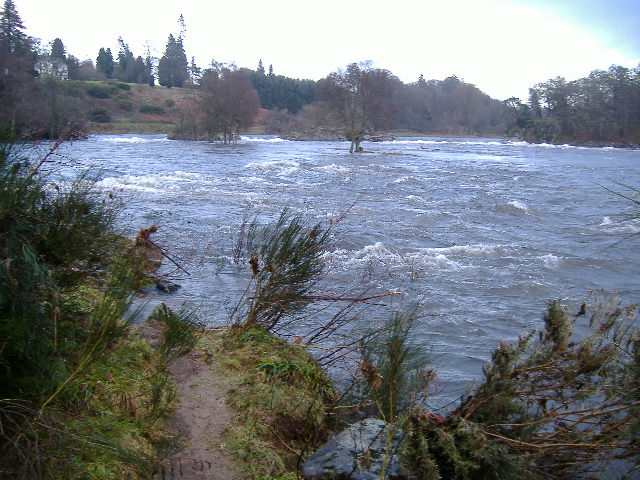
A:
[49,134,640,410]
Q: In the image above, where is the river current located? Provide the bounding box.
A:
[49,134,640,409]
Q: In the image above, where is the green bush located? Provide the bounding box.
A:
[0,134,201,477]
[0,141,119,401]
[232,209,332,333]
[85,83,111,99]
[164,98,175,108]
[139,104,164,115]
[117,98,133,111]
[401,297,640,479]
[89,107,110,122]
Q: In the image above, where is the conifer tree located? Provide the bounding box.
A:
[158,33,188,88]
[0,0,29,55]
[96,47,114,78]
[115,37,135,82]
[50,38,65,59]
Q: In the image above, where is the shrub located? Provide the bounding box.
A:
[139,104,164,115]
[164,98,175,108]
[231,209,331,333]
[89,107,110,122]
[0,136,200,477]
[117,98,133,111]
[357,306,434,422]
[85,83,111,99]
[402,296,640,479]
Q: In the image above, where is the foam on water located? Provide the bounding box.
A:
[99,135,167,143]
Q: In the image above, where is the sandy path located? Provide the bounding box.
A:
[161,351,242,480]
[139,321,242,480]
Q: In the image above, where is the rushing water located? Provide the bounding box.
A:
[49,134,640,409]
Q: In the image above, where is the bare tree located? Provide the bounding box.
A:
[199,68,260,143]
[317,61,399,153]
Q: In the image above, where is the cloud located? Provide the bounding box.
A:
[16,0,639,100]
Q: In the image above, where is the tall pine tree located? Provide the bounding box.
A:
[0,0,33,74]
[158,33,188,88]
[96,47,114,78]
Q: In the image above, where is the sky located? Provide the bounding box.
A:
[15,0,640,101]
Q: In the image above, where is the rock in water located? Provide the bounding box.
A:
[156,280,180,293]
[302,418,403,479]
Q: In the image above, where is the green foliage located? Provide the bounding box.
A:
[139,104,164,115]
[403,296,640,479]
[508,65,640,145]
[0,141,119,400]
[85,83,112,99]
[157,33,188,88]
[247,67,316,114]
[234,209,332,333]
[402,413,526,480]
[89,107,110,122]
[0,136,191,478]
[117,97,133,111]
[358,306,433,421]
[153,303,203,367]
[96,47,114,78]
[203,327,335,478]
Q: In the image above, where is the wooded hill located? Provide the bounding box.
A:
[1,0,639,145]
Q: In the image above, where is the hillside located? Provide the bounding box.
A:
[84,82,200,134]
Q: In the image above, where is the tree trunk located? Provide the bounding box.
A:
[350,136,363,153]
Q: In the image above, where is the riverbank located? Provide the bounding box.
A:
[137,317,335,479]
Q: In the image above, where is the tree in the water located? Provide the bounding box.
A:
[317,61,399,153]
[199,67,260,143]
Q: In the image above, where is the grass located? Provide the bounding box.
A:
[196,326,336,479]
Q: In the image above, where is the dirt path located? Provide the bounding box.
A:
[140,321,242,480]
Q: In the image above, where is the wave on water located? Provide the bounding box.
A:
[239,136,287,143]
[99,136,168,143]
[323,242,513,274]
[315,163,351,174]
[492,200,532,215]
[323,242,457,272]
[540,253,561,268]
[244,159,300,176]
[97,170,208,193]
[600,216,640,234]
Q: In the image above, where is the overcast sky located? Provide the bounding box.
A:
[16,0,640,100]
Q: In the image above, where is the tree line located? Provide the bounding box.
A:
[506,65,640,145]
[1,0,639,146]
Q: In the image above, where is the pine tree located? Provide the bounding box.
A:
[50,38,65,59]
[96,47,114,78]
[0,0,33,76]
[115,37,135,82]
[0,0,29,54]
[157,33,188,88]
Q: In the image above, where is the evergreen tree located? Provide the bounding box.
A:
[145,55,154,86]
[0,0,29,55]
[64,54,80,80]
[0,0,37,131]
[115,37,135,82]
[96,47,114,78]
[50,37,65,59]
[0,0,33,75]
[257,59,265,75]
[157,33,188,88]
